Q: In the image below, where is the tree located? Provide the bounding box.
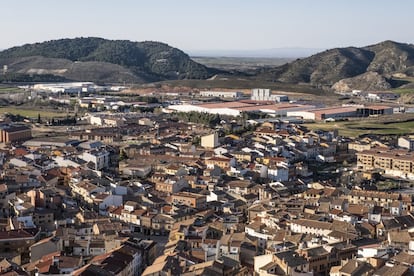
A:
[119,149,128,161]
[192,136,201,146]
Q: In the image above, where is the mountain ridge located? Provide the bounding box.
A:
[1,38,414,92]
[257,40,414,91]
[0,37,218,83]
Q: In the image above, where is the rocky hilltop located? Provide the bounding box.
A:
[257,40,414,92]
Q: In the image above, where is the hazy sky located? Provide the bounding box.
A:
[3,0,413,52]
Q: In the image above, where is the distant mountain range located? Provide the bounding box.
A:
[1,38,414,92]
[187,48,323,58]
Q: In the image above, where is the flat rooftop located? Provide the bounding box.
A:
[310,106,357,115]
[359,105,392,110]
[197,102,252,109]
[197,101,311,112]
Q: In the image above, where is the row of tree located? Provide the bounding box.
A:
[176,111,221,127]
[47,115,77,126]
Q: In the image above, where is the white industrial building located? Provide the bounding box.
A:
[200,90,243,99]
[251,88,289,102]
[32,82,100,93]
[251,88,271,101]
[168,101,314,117]
[286,111,318,120]
[287,107,358,121]
[288,105,393,121]
[168,104,241,116]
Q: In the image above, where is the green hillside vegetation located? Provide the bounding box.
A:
[0,37,218,83]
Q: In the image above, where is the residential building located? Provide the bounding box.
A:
[155,178,189,194]
[398,136,414,151]
[357,149,414,179]
[0,125,32,143]
[290,219,332,236]
[205,156,233,169]
[0,228,40,264]
[172,192,207,209]
[201,132,219,149]
[348,189,412,211]
[80,149,110,170]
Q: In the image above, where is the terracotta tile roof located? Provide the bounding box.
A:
[388,231,412,244]
[0,228,38,240]
[391,251,414,265]
[0,184,7,193]
[292,219,332,230]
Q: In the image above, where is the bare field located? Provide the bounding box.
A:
[192,56,293,71]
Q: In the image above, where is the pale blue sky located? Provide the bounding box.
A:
[2,0,413,52]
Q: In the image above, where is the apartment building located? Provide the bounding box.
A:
[348,189,412,211]
[357,149,414,179]
[201,132,219,149]
[80,149,110,170]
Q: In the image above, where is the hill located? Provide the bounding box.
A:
[257,40,414,91]
[0,37,218,83]
[2,38,414,93]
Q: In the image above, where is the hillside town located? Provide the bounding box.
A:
[0,87,413,276]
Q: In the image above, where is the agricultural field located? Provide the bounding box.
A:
[0,86,25,93]
[0,107,68,119]
[304,115,414,137]
[192,56,293,72]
